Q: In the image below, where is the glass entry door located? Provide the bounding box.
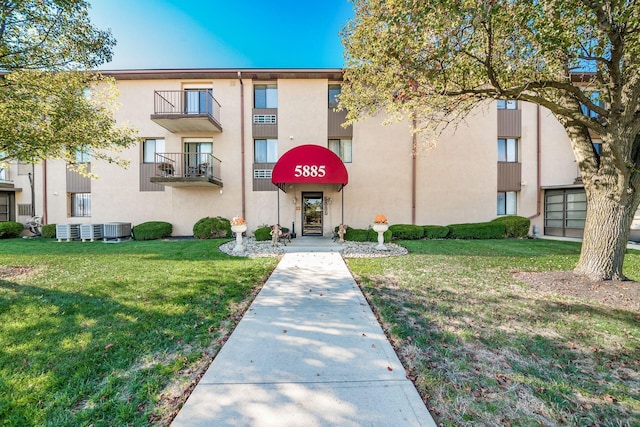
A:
[302,192,323,236]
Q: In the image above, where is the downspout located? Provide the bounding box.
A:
[528,104,542,219]
[238,72,246,219]
[411,117,417,225]
[41,160,48,224]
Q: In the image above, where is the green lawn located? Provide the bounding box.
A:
[1,238,638,426]
[346,239,640,426]
[0,239,277,426]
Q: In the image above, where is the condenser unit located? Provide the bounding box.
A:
[56,224,80,242]
[103,222,132,241]
[80,224,104,242]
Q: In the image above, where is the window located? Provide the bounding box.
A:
[70,193,91,217]
[184,88,212,114]
[75,148,91,163]
[254,139,278,163]
[593,139,602,155]
[497,100,517,110]
[498,138,518,162]
[329,84,341,109]
[254,84,277,108]
[143,138,165,163]
[329,139,352,163]
[581,91,601,118]
[497,191,517,215]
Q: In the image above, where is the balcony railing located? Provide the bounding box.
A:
[151,90,222,133]
[151,152,222,187]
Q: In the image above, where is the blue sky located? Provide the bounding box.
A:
[89,0,354,70]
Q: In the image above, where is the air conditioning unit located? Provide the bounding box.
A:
[80,224,104,242]
[103,222,132,241]
[56,224,80,242]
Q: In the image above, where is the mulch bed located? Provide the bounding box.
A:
[514,271,640,312]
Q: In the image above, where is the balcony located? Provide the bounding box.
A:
[150,153,223,187]
[151,90,222,133]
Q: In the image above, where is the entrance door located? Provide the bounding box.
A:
[302,192,323,236]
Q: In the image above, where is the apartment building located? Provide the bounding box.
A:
[1,68,603,239]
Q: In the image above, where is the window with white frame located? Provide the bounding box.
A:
[328,84,341,109]
[254,139,277,163]
[70,193,91,217]
[497,191,517,215]
[498,138,518,162]
[328,139,352,163]
[254,84,277,108]
[497,100,517,110]
[143,138,166,163]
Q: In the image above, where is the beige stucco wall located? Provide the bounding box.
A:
[23,72,584,239]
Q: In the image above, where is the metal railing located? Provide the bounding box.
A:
[154,152,222,182]
[153,90,221,124]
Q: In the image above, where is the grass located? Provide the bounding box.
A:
[0,238,277,426]
[346,239,640,426]
[1,237,638,426]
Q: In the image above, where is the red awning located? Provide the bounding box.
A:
[272,144,348,191]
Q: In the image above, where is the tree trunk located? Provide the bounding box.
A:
[574,192,636,280]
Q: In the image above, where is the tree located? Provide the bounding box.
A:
[0,0,136,166]
[340,0,640,280]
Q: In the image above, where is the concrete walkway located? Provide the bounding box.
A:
[171,252,436,426]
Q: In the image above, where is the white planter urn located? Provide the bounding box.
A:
[372,223,389,250]
[231,224,248,253]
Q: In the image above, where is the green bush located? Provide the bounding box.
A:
[41,224,56,238]
[423,225,449,239]
[254,226,289,241]
[133,221,172,240]
[0,221,24,238]
[491,215,531,238]
[447,222,506,239]
[389,224,424,240]
[193,216,231,239]
[342,227,391,243]
[254,226,271,241]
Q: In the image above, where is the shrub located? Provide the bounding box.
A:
[447,222,506,239]
[41,224,56,238]
[132,221,172,241]
[0,221,24,238]
[423,225,449,239]
[491,216,531,238]
[254,226,271,241]
[342,227,391,243]
[389,224,424,240]
[254,226,289,241]
[368,228,392,243]
[344,227,369,242]
[193,216,231,239]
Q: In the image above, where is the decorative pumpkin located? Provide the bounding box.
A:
[230,216,246,226]
[374,214,388,224]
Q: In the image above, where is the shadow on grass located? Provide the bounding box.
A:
[353,258,640,426]
[0,272,258,426]
[0,238,253,262]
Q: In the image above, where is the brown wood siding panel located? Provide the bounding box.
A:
[253,162,277,191]
[252,108,278,138]
[328,109,352,138]
[140,164,165,192]
[66,164,91,193]
[497,162,522,191]
[497,109,521,137]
